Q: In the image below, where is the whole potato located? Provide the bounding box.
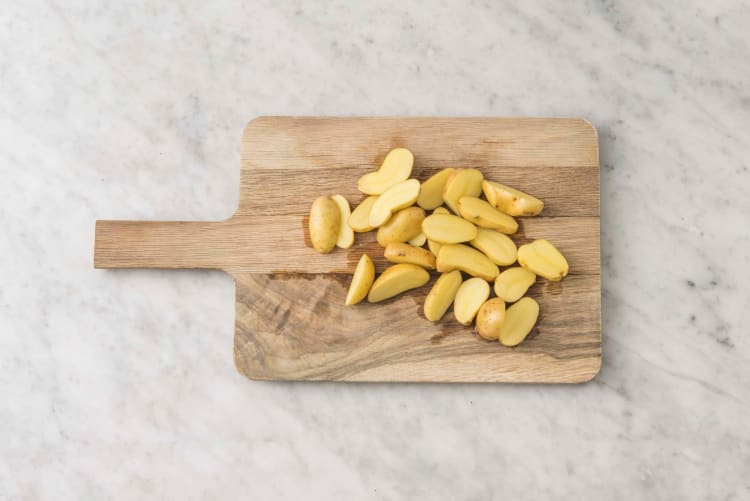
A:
[309,196,341,253]
[475,298,506,340]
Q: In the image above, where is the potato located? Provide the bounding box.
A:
[453,277,490,325]
[427,239,442,257]
[384,242,436,270]
[498,297,539,346]
[348,196,378,232]
[442,168,483,213]
[331,195,354,249]
[417,168,456,210]
[407,232,427,247]
[436,244,499,281]
[422,214,478,244]
[517,239,569,281]
[368,179,421,228]
[482,180,544,216]
[367,264,430,303]
[423,270,462,322]
[494,267,536,302]
[469,228,517,266]
[376,207,425,247]
[345,254,375,305]
[309,196,340,253]
[358,148,414,195]
[432,207,450,215]
[476,298,506,340]
[457,196,518,234]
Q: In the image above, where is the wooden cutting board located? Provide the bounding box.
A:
[95,117,601,383]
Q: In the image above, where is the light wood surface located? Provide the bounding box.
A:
[95,117,601,383]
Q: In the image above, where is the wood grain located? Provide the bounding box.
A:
[94,117,601,383]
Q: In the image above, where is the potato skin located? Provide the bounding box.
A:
[475,298,506,340]
[376,207,425,247]
[309,196,341,253]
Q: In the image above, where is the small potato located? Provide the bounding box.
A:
[384,242,436,270]
[498,297,539,346]
[348,196,379,232]
[368,179,421,228]
[453,277,490,325]
[345,254,375,305]
[442,168,483,213]
[427,239,442,257]
[517,239,569,281]
[423,270,462,322]
[417,168,456,210]
[432,207,450,215]
[407,232,427,247]
[482,180,544,216]
[331,195,354,249]
[376,207,425,247]
[422,214,478,244]
[469,228,517,266]
[368,264,430,303]
[358,148,414,195]
[309,196,340,253]
[494,267,536,302]
[437,244,499,281]
[476,298,506,340]
[458,196,518,234]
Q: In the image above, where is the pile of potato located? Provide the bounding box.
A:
[308,148,569,346]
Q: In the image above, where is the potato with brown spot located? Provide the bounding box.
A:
[384,242,436,269]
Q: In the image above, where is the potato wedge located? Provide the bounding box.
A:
[494,267,536,302]
[309,196,340,253]
[384,242,436,270]
[454,278,490,325]
[457,196,518,234]
[517,239,569,281]
[345,254,375,305]
[436,244,499,281]
[469,228,517,266]
[476,298,506,340]
[376,207,425,247]
[348,196,378,232]
[432,207,450,215]
[427,239,442,257]
[498,297,539,346]
[367,264,430,303]
[407,232,427,247]
[442,168,483,213]
[417,168,456,210]
[422,214,478,244]
[482,180,544,216]
[368,179,420,228]
[331,195,354,249]
[357,148,414,195]
[423,270,462,322]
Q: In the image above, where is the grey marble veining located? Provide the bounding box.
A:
[1,1,749,499]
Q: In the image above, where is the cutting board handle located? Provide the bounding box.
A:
[94,220,230,270]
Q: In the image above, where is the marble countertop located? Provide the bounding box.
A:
[2,2,748,499]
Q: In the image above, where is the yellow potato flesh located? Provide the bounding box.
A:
[498,297,539,346]
[422,214,478,244]
[348,196,379,232]
[331,195,354,249]
[482,180,544,216]
[517,239,569,281]
[345,254,375,305]
[494,267,536,302]
[367,263,430,303]
[469,228,517,266]
[436,244,499,281]
[457,196,518,234]
[357,148,414,195]
[384,242,436,270]
[453,277,490,325]
[442,168,483,213]
[423,270,462,322]
[368,179,420,228]
[417,168,456,210]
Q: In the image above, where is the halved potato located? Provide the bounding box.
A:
[345,254,375,305]
[368,179,421,228]
[367,263,430,303]
[357,148,414,195]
